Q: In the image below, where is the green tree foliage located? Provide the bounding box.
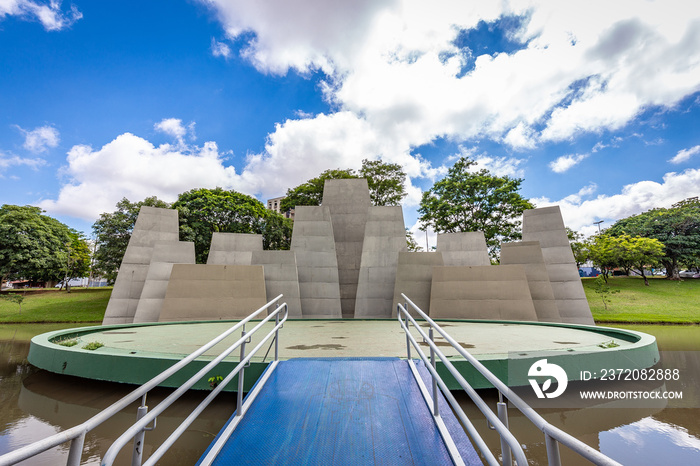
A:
[359,159,407,206]
[418,157,534,259]
[174,187,291,263]
[606,197,700,279]
[0,205,73,285]
[587,233,665,285]
[62,232,92,291]
[0,293,25,314]
[280,168,356,213]
[406,229,423,252]
[592,275,620,311]
[567,228,588,268]
[92,197,170,283]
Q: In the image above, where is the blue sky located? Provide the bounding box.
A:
[1,0,699,243]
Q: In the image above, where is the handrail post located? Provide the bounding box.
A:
[497,394,512,465]
[236,327,246,417]
[131,396,149,466]
[274,305,280,362]
[66,431,86,466]
[545,433,562,466]
[404,307,411,360]
[429,327,439,417]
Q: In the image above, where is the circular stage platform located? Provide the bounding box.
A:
[29,319,658,391]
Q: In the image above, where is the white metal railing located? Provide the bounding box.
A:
[398,293,622,466]
[0,295,288,466]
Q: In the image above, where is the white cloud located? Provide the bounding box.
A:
[549,153,589,173]
[0,0,82,31]
[17,125,60,153]
[38,133,242,220]
[669,145,700,164]
[199,0,700,150]
[154,118,196,144]
[473,154,526,178]
[211,38,232,59]
[533,168,700,235]
[0,152,46,174]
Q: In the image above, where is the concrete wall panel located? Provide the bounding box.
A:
[500,241,562,322]
[429,266,538,321]
[251,250,302,318]
[206,233,263,265]
[158,264,267,321]
[392,252,444,317]
[291,206,342,318]
[103,206,179,325]
[322,179,371,317]
[522,206,594,325]
[436,232,491,266]
[355,206,407,318]
[132,241,196,323]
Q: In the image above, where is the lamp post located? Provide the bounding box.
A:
[593,220,604,234]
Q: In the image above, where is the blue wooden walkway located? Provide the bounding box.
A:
[199,358,481,465]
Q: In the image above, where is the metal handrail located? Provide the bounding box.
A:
[399,293,623,466]
[0,295,287,466]
[398,303,526,466]
[103,299,288,465]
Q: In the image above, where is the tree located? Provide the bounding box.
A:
[406,229,423,252]
[606,198,700,279]
[587,234,619,283]
[92,197,170,283]
[620,235,664,286]
[359,159,407,206]
[61,231,92,291]
[280,168,357,213]
[0,205,73,286]
[174,187,287,263]
[567,228,588,268]
[418,156,534,259]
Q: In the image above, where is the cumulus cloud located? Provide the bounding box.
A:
[211,38,232,59]
[533,168,700,236]
[38,133,241,220]
[669,145,700,164]
[549,153,589,173]
[0,0,82,31]
[17,125,60,153]
[199,0,700,150]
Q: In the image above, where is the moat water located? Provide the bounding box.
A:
[1,323,699,465]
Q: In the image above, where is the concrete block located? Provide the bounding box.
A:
[500,241,561,322]
[103,206,180,325]
[429,266,538,321]
[437,232,491,266]
[291,206,342,318]
[158,264,267,321]
[322,179,371,318]
[392,252,444,317]
[133,241,196,323]
[206,233,262,265]
[251,250,302,318]
[522,206,594,325]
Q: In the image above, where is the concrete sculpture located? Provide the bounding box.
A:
[522,206,594,325]
[102,181,594,326]
[355,206,408,318]
[500,241,562,323]
[102,207,180,325]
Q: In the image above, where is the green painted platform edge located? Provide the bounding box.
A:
[28,319,658,391]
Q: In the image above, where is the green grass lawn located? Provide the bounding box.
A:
[583,276,700,324]
[0,288,111,323]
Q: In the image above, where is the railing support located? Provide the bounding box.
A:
[497,398,512,466]
[66,431,86,466]
[236,328,247,417]
[131,400,149,466]
[274,306,280,361]
[545,433,562,466]
[429,327,439,417]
